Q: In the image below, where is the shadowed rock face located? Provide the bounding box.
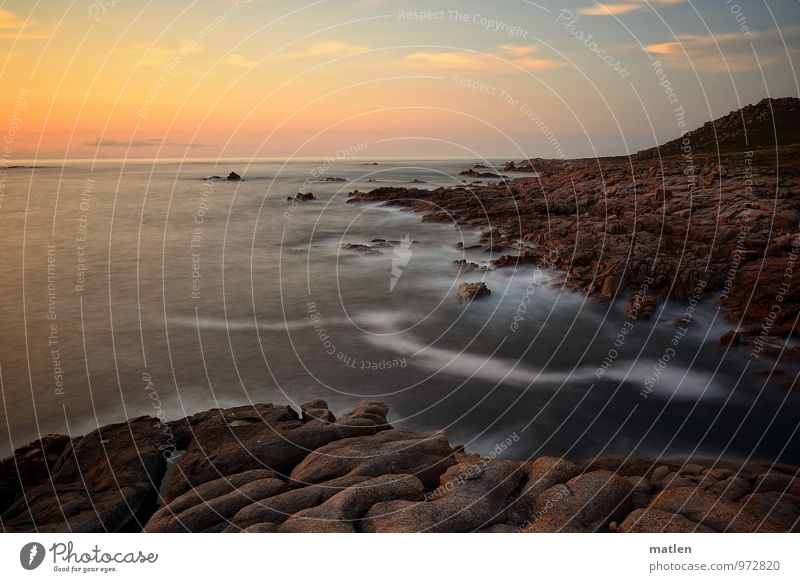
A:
[2,400,798,533]
[1,417,167,532]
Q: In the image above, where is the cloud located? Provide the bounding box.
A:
[0,9,50,40]
[85,138,207,148]
[224,53,258,68]
[288,40,367,59]
[398,45,562,72]
[646,26,800,72]
[127,40,203,68]
[577,0,685,16]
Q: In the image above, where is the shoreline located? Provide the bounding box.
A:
[347,147,800,360]
[1,399,798,533]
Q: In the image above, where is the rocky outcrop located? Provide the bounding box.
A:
[2,400,798,533]
[348,145,800,351]
[287,192,316,202]
[459,169,505,179]
[457,282,491,301]
[1,417,168,532]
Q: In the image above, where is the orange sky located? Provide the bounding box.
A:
[1,1,798,159]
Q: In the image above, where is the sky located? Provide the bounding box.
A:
[1,0,799,159]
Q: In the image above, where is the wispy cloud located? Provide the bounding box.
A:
[224,53,258,68]
[288,40,367,59]
[646,26,800,72]
[86,138,207,148]
[398,45,562,72]
[578,0,685,16]
[0,9,51,40]
[127,40,204,68]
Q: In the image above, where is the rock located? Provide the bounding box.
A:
[343,242,382,254]
[655,187,673,201]
[657,471,698,490]
[627,476,653,508]
[459,169,504,179]
[293,192,316,201]
[300,399,335,423]
[0,434,71,513]
[454,259,489,273]
[719,330,741,348]
[651,465,672,483]
[289,430,455,491]
[626,294,657,320]
[1,417,167,532]
[753,472,800,496]
[457,282,491,301]
[161,400,390,503]
[707,476,752,501]
[144,471,285,532]
[4,397,800,533]
[225,474,372,531]
[618,508,713,533]
[280,474,425,533]
[362,460,527,532]
[703,467,735,480]
[510,457,581,521]
[226,171,242,181]
[531,470,636,531]
[241,523,277,532]
[348,130,800,336]
[521,514,588,532]
[682,463,707,476]
[479,523,518,532]
[649,486,800,532]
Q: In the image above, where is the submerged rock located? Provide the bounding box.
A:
[287,192,316,202]
[457,281,491,301]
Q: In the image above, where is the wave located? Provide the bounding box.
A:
[363,332,723,401]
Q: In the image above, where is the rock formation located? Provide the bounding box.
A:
[2,400,797,533]
[457,282,491,301]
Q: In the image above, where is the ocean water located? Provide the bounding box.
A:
[0,158,798,464]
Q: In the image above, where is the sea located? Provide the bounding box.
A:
[1,158,798,464]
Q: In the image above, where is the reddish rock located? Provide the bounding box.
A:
[618,508,713,533]
[457,282,491,301]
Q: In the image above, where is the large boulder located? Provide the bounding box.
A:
[527,470,636,532]
[1,417,167,532]
[0,434,71,513]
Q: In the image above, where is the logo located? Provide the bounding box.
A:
[389,235,413,292]
[20,542,46,570]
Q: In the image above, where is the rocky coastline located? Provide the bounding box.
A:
[1,400,798,533]
[348,145,800,359]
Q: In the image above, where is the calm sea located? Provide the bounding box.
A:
[0,158,798,464]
